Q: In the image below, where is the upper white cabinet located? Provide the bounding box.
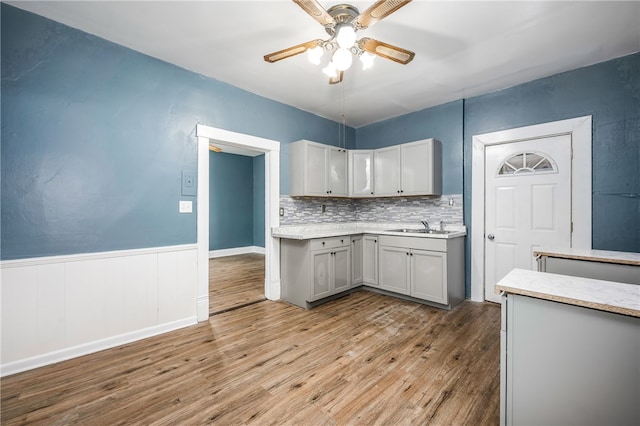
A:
[290,140,348,197]
[348,150,375,197]
[374,139,442,196]
[373,146,401,196]
[291,138,441,198]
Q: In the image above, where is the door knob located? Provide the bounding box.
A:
[487,234,495,241]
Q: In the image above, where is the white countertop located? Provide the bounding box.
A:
[271,222,467,240]
[496,268,640,317]
[534,247,640,266]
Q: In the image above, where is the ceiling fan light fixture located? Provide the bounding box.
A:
[360,52,376,70]
[322,61,338,78]
[307,45,324,65]
[332,47,353,71]
[335,24,357,49]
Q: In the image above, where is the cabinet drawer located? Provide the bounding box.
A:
[378,235,447,252]
[310,236,350,251]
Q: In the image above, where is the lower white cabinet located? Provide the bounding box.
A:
[410,250,447,304]
[351,235,363,286]
[377,235,464,309]
[362,235,379,286]
[281,236,351,308]
[280,233,464,310]
[379,245,410,295]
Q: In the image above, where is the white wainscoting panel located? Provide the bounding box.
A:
[1,245,198,376]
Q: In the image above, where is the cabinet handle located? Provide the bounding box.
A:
[341,239,344,243]
[410,253,413,256]
[371,192,374,195]
[322,242,325,246]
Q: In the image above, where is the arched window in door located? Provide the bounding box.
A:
[497,151,557,176]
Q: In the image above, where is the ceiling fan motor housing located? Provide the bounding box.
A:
[325,4,359,36]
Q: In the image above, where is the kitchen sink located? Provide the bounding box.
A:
[386,228,452,234]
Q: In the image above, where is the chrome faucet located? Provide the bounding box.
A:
[421,220,430,231]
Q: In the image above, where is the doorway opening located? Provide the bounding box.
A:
[195,124,280,321]
[470,116,592,302]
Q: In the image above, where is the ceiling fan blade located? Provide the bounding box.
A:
[293,0,336,27]
[329,71,344,85]
[353,0,412,30]
[358,37,415,64]
[264,40,321,63]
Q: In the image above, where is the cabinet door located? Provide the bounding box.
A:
[401,141,432,195]
[328,147,348,196]
[363,236,379,286]
[311,250,332,301]
[351,236,363,286]
[379,245,410,295]
[333,246,351,293]
[349,150,375,197]
[374,146,401,196]
[411,249,447,304]
[305,142,328,196]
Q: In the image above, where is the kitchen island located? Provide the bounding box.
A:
[535,247,640,284]
[496,268,639,426]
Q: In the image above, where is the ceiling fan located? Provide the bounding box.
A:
[264,0,415,84]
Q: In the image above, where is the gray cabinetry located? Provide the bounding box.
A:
[377,235,464,309]
[363,235,379,286]
[281,236,351,308]
[373,139,442,197]
[379,244,410,295]
[501,293,639,425]
[351,235,363,286]
[290,140,347,197]
[537,254,640,285]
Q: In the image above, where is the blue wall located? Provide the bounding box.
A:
[208,152,265,251]
[355,100,464,195]
[0,4,352,260]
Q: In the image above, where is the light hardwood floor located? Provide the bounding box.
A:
[1,255,501,425]
[209,254,266,314]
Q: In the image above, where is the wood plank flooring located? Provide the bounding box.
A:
[209,254,265,314]
[1,255,501,425]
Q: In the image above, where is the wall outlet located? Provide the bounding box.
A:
[321,204,326,213]
[279,207,284,217]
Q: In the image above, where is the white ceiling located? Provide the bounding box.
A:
[7,1,640,128]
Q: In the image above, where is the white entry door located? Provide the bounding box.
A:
[484,135,572,302]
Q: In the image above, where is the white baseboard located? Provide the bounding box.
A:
[209,246,265,258]
[1,317,196,377]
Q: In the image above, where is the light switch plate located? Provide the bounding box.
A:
[179,200,193,213]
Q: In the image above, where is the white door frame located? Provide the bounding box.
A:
[470,116,592,302]
[195,124,280,321]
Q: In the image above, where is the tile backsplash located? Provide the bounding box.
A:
[280,194,463,226]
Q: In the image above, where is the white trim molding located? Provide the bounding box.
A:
[1,245,198,376]
[470,116,592,302]
[209,246,266,258]
[196,125,280,320]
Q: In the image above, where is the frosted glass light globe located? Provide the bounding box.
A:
[360,52,376,70]
[307,45,323,65]
[322,62,338,78]
[332,48,353,71]
[335,24,357,49]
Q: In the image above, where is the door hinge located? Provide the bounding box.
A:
[571,222,574,233]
